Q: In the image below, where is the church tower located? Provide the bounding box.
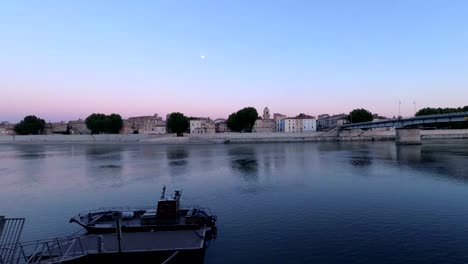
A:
[263,107,270,120]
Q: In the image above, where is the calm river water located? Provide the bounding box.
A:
[1,140,468,263]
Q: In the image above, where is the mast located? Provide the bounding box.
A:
[161,186,166,200]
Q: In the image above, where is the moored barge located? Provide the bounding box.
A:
[69,187,217,235]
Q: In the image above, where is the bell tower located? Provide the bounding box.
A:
[263,107,270,120]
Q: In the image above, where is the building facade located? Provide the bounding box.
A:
[44,122,68,134]
[278,114,316,133]
[253,107,276,133]
[274,113,287,132]
[214,118,230,133]
[190,118,215,134]
[0,122,15,135]
[68,119,91,134]
[123,114,166,134]
[317,114,349,131]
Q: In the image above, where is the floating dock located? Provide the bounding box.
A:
[1,216,209,264]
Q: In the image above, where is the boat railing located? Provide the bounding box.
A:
[76,205,155,217]
[76,204,215,217]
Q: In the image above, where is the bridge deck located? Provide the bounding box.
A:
[342,112,468,129]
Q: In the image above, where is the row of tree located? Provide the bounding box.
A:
[416,106,468,116]
[12,114,125,135]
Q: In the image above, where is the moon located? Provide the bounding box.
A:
[200,55,205,60]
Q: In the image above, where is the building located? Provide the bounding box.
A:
[277,114,316,133]
[317,114,349,131]
[123,114,166,134]
[190,118,215,134]
[273,113,287,132]
[372,113,389,122]
[68,119,91,135]
[253,107,275,133]
[0,122,15,135]
[252,118,275,133]
[44,122,68,134]
[214,118,230,133]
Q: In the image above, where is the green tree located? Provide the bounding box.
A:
[416,106,468,116]
[348,108,373,123]
[85,113,123,134]
[166,112,189,136]
[14,115,46,135]
[227,107,258,132]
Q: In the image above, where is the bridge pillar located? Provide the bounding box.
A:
[396,128,421,145]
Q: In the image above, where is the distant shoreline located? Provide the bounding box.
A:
[1,129,468,145]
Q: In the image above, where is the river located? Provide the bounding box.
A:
[1,140,468,263]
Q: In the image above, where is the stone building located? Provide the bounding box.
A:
[123,114,166,134]
[214,118,230,133]
[68,119,91,135]
[0,122,15,135]
[190,118,215,134]
[317,114,349,131]
[253,107,276,133]
[44,122,68,134]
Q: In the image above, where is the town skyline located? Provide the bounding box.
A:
[0,101,448,124]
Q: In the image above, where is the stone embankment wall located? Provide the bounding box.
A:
[0,134,163,143]
[0,129,467,144]
[420,129,468,139]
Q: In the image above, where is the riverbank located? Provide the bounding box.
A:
[1,129,468,144]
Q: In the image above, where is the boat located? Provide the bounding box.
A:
[69,187,217,235]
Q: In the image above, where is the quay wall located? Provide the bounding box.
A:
[0,129,467,144]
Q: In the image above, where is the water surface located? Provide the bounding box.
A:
[1,141,468,263]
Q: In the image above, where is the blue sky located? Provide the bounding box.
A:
[1,0,468,122]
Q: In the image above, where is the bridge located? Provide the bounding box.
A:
[340,112,468,145]
[341,112,468,130]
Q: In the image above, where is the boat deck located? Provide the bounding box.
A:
[20,229,207,264]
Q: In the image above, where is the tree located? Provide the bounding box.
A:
[85,113,123,134]
[348,108,373,123]
[166,112,189,136]
[14,115,46,135]
[227,107,258,132]
[416,106,468,116]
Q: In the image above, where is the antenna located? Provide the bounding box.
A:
[398,100,401,117]
[413,100,416,116]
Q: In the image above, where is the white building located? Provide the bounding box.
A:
[274,113,287,132]
[278,114,316,133]
[190,118,215,134]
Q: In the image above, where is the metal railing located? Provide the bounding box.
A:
[5,234,86,264]
[0,217,25,264]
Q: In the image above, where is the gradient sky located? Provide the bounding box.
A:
[1,0,468,122]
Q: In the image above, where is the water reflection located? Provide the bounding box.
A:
[14,145,47,183]
[349,150,373,167]
[85,146,124,187]
[396,145,422,162]
[228,146,258,180]
[166,147,189,177]
[16,145,47,160]
[166,147,189,166]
